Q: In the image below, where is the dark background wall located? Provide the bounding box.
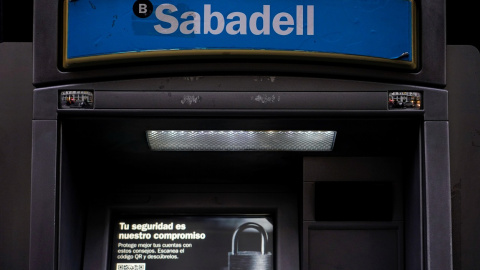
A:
[0,0,33,42]
[0,1,479,270]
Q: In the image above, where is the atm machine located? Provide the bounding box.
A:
[30,0,452,269]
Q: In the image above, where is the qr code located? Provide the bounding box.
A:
[116,263,146,270]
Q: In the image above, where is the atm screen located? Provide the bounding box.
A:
[110,215,274,270]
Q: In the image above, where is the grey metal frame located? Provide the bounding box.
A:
[30,75,452,270]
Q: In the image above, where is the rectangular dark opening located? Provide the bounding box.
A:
[315,181,394,221]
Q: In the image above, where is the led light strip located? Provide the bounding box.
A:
[146,130,336,151]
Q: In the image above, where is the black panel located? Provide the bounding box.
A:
[308,227,399,270]
[315,181,394,221]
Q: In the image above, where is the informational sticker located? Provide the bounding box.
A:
[110,216,274,270]
[63,0,416,69]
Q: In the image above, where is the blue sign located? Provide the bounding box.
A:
[63,0,416,68]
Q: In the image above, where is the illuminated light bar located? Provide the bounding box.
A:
[146,130,336,151]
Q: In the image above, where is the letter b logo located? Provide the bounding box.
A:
[133,0,153,18]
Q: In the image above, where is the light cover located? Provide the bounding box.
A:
[146,130,336,151]
[59,90,94,109]
[388,91,422,110]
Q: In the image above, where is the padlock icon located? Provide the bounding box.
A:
[228,222,273,270]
